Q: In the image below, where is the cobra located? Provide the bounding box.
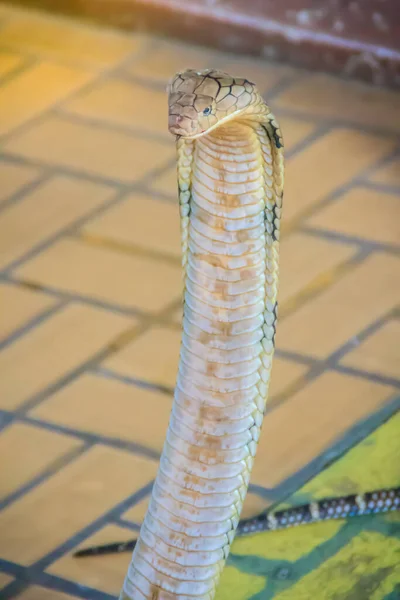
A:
[119,68,284,600]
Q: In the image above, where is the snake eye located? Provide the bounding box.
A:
[203,107,212,116]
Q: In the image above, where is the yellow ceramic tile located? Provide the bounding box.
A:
[273,531,400,600]
[284,129,396,221]
[341,320,400,380]
[307,187,400,245]
[0,176,115,269]
[269,356,308,399]
[251,371,396,488]
[0,423,82,499]
[82,193,181,258]
[232,518,342,562]
[123,495,150,523]
[4,115,174,182]
[0,304,133,410]
[217,566,265,600]
[0,62,93,136]
[31,373,172,453]
[276,73,400,132]
[290,412,400,501]
[16,238,182,313]
[49,525,139,596]
[104,325,181,389]
[0,11,140,68]
[0,51,24,78]
[0,446,158,564]
[278,232,357,308]
[0,283,55,341]
[65,79,169,137]
[0,159,40,203]
[17,587,76,600]
[370,157,400,187]
[277,254,400,358]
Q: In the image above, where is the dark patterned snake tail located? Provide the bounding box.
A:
[74,486,400,557]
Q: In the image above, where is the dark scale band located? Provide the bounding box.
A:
[73,486,400,557]
[237,487,400,535]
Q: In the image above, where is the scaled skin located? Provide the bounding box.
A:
[119,68,284,600]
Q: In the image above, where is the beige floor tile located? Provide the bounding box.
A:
[0,446,158,564]
[277,115,315,152]
[251,371,396,488]
[82,193,181,258]
[276,73,400,132]
[284,129,396,221]
[125,39,213,83]
[277,254,400,358]
[341,320,400,380]
[103,325,181,389]
[149,166,179,197]
[0,283,55,342]
[370,157,400,187]
[0,175,115,270]
[278,232,357,308]
[0,304,133,410]
[16,238,181,313]
[17,587,77,600]
[0,159,40,203]
[241,492,272,519]
[169,305,183,326]
[269,356,308,399]
[0,423,82,499]
[0,62,93,136]
[31,373,172,453]
[4,115,174,182]
[48,525,135,596]
[0,573,13,588]
[0,51,24,78]
[65,79,169,137]
[306,187,400,245]
[123,495,150,523]
[0,10,140,68]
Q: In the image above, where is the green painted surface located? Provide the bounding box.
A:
[216,413,400,599]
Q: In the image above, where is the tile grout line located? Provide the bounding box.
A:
[0,559,117,600]
[266,393,400,506]
[4,410,161,462]
[0,442,92,512]
[267,307,400,414]
[0,37,157,148]
[0,299,67,354]
[0,169,54,213]
[299,226,400,255]
[274,106,400,139]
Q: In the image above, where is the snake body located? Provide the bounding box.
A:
[76,487,400,557]
[119,69,283,600]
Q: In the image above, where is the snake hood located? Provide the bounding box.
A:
[168,68,258,138]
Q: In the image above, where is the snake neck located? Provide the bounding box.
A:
[121,122,279,600]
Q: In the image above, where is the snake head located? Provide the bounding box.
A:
[168,68,256,139]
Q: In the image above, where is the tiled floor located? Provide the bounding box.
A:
[0,3,399,600]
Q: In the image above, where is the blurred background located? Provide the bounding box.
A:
[0,1,399,599]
